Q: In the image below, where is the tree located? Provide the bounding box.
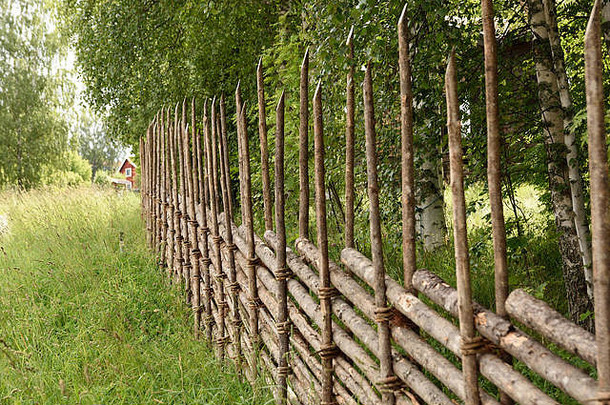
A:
[0,0,70,189]
[77,111,122,180]
[527,0,593,328]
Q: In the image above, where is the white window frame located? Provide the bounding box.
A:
[125,167,132,177]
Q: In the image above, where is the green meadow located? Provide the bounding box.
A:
[0,187,271,404]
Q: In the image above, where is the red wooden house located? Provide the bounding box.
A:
[118,158,137,189]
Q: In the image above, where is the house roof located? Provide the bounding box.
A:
[118,158,137,173]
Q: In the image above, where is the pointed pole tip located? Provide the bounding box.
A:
[398,3,408,25]
[347,26,354,45]
[301,48,309,68]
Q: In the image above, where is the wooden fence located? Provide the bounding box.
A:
[139,2,609,404]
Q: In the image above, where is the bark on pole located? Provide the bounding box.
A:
[219,94,242,369]
[313,81,336,405]
[481,4,513,403]
[585,3,610,403]
[200,102,214,343]
[413,269,599,403]
[160,109,169,270]
[344,27,355,249]
[257,59,274,231]
[445,50,481,405]
[363,62,397,405]
[299,50,310,240]
[171,104,184,284]
[238,99,260,381]
[340,248,556,405]
[542,0,594,299]
[481,0,508,320]
[185,98,202,335]
[506,288,596,365]
[179,100,193,302]
[208,99,228,360]
[274,91,290,404]
[398,5,416,293]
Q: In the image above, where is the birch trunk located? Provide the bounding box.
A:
[528,0,594,330]
[543,0,594,300]
[416,142,446,251]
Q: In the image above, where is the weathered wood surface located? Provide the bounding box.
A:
[341,248,559,405]
[506,288,596,365]
[413,269,598,403]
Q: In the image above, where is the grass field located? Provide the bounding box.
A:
[0,187,271,404]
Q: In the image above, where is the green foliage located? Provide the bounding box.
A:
[42,151,93,187]
[93,170,111,186]
[0,0,72,189]
[0,187,270,403]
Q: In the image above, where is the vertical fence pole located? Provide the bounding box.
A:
[179,100,193,302]
[237,96,260,382]
[208,99,228,360]
[481,2,513,403]
[143,126,150,246]
[184,99,202,334]
[363,63,399,404]
[154,115,161,258]
[164,108,173,273]
[398,5,416,293]
[171,104,184,284]
[313,81,337,405]
[585,3,610,403]
[219,94,242,371]
[445,50,481,405]
[274,90,291,404]
[199,101,214,342]
[257,59,274,231]
[344,28,356,250]
[299,50,310,240]
[159,110,168,269]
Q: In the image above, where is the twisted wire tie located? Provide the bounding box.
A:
[212,235,223,244]
[318,287,340,300]
[246,257,260,267]
[231,318,242,328]
[217,300,229,311]
[199,225,210,233]
[277,365,291,378]
[247,298,263,309]
[317,344,340,361]
[374,306,394,323]
[275,266,293,282]
[224,242,237,252]
[188,219,198,226]
[376,376,403,393]
[204,315,215,327]
[200,257,212,266]
[215,336,229,346]
[204,287,214,298]
[275,321,291,335]
[228,282,241,293]
[460,335,486,356]
[191,249,202,258]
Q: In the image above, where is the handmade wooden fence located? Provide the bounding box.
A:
[139,2,609,404]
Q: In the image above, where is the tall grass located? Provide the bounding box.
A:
[0,187,271,404]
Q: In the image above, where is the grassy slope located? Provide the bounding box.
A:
[0,187,271,404]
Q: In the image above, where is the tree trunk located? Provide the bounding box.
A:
[543,0,594,300]
[527,0,594,330]
[416,139,446,251]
